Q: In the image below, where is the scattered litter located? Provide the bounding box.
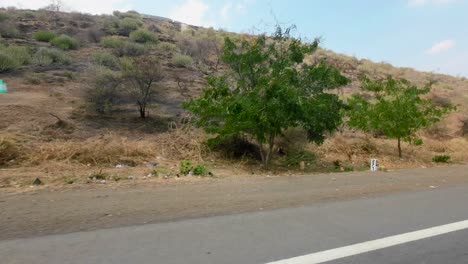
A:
[116,164,127,168]
[187,171,194,177]
[99,180,106,184]
[429,185,438,189]
[146,173,154,178]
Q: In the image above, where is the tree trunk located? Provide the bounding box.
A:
[398,137,402,158]
[258,136,275,168]
[138,102,146,119]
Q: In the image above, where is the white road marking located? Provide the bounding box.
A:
[266,219,468,264]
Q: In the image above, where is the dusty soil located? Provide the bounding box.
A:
[1,165,468,241]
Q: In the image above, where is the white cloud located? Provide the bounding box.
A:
[168,0,210,27]
[408,0,456,6]
[426,39,456,54]
[0,0,132,14]
[220,2,232,21]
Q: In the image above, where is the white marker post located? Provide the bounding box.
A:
[370,159,379,172]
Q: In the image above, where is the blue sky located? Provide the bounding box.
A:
[2,0,467,76]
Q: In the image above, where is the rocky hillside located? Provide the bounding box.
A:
[0,8,467,189]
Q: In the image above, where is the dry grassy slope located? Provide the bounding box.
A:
[0,9,467,189]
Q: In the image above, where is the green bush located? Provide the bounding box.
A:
[179,160,193,175]
[130,29,158,44]
[193,164,209,176]
[34,31,57,42]
[432,155,451,163]
[7,46,31,65]
[0,52,19,72]
[172,53,193,68]
[101,36,146,57]
[0,12,9,22]
[86,67,122,114]
[50,35,79,50]
[157,42,178,53]
[120,42,146,56]
[102,16,120,35]
[91,51,120,70]
[32,48,71,66]
[0,24,20,38]
[113,10,142,19]
[284,150,317,168]
[0,45,31,72]
[118,17,142,36]
[101,36,125,49]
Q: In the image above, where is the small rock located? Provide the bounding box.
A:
[147,162,158,168]
[430,185,437,189]
[100,180,106,184]
[187,171,194,177]
[116,164,127,168]
[147,173,154,178]
[128,176,135,180]
[32,178,43,186]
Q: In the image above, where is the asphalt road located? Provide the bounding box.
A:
[2,184,468,263]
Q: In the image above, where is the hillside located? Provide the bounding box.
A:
[0,8,467,191]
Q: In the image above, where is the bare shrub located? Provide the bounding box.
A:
[87,27,104,43]
[430,94,453,108]
[122,56,165,118]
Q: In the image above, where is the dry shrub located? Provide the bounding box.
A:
[22,124,207,166]
[425,122,450,139]
[460,116,468,137]
[317,135,378,161]
[26,134,156,166]
[154,124,208,162]
[0,135,20,166]
[425,139,450,153]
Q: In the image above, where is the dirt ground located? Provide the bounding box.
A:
[1,165,467,241]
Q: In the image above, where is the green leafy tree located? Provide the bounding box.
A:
[185,26,349,167]
[348,77,451,158]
